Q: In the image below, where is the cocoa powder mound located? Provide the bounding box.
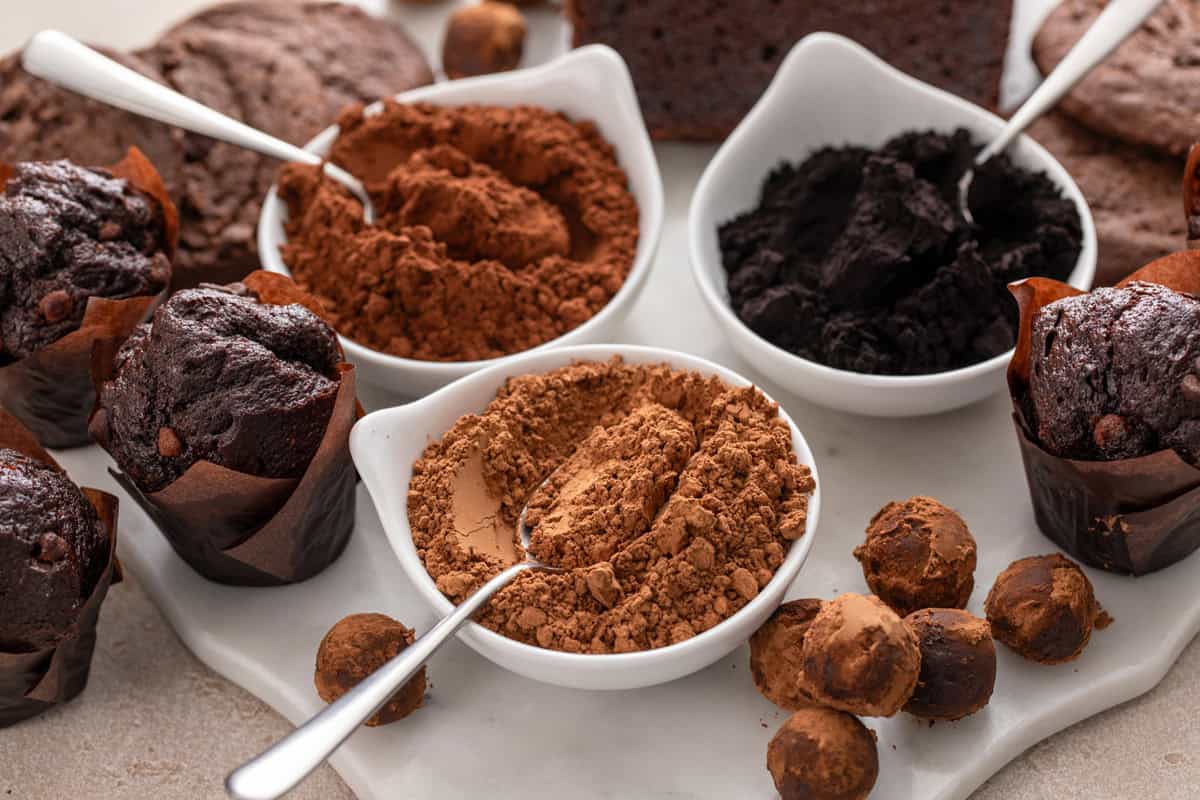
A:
[277,101,639,362]
[406,358,815,654]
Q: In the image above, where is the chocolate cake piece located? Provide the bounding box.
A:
[95,285,343,493]
[0,49,185,196]
[1028,281,1200,464]
[0,160,171,361]
[0,449,107,652]
[567,0,1013,140]
[138,3,433,289]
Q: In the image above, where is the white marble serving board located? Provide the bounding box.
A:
[51,1,1200,798]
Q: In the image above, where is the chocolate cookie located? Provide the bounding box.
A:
[140,3,432,289]
[157,1,433,113]
[1033,0,1199,157]
[1028,113,1185,286]
[0,49,184,194]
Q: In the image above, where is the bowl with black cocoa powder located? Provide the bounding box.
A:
[259,45,663,398]
[689,33,1096,417]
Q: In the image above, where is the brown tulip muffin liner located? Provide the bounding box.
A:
[0,409,121,727]
[0,148,178,448]
[1008,252,1200,575]
[90,271,358,587]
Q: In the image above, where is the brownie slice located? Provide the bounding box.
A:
[567,0,1013,140]
[1029,282,1200,463]
[95,285,343,493]
[0,449,107,652]
[0,160,171,360]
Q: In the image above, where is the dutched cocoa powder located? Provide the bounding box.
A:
[277,101,639,363]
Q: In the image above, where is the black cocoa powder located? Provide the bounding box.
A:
[718,129,1082,375]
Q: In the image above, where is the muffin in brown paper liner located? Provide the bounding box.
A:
[89,271,358,586]
[1008,251,1200,575]
[0,147,178,448]
[0,409,121,727]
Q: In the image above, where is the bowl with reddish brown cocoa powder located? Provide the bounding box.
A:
[260,46,663,397]
[350,344,821,690]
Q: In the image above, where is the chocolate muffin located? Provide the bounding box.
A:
[139,3,432,289]
[0,449,107,652]
[567,0,1012,140]
[0,49,184,196]
[0,160,171,361]
[1028,282,1200,464]
[94,285,343,494]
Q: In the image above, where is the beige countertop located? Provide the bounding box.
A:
[2,2,1200,798]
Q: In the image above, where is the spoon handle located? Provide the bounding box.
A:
[977,0,1165,166]
[225,561,538,800]
[21,30,320,167]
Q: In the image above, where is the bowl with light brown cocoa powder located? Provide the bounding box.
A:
[350,344,820,690]
[260,46,663,397]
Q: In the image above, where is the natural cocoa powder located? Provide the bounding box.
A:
[406,358,815,654]
[277,101,639,362]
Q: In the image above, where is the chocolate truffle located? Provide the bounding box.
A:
[0,448,107,652]
[1028,282,1200,464]
[442,2,527,80]
[315,613,425,726]
[985,554,1104,665]
[903,608,996,721]
[800,593,921,717]
[0,159,171,361]
[766,706,879,800]
[749,598,823,711]
[854,496,976,616]
[94,284,342,493]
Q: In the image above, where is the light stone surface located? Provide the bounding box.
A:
[3,1,1200,799]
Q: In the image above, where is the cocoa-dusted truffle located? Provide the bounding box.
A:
[442,2,526,80]
[314,613,425,726]
[1028,282,1200,464]
[854,496,976,616]
[767,706,878,800]
[0,159,170,361]
[94,284,342,493]
[903,608,996,721]
[800,593,920,717]
[0,448,107,652]
[749,598,823,711]
[985,554,1106,665]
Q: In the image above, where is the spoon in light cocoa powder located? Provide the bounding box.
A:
[225,485,561,800]
[21,30,376,223]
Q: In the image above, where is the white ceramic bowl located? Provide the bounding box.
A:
[688,33,1097,418]
[350,344,821,690]
[259,46,664,398]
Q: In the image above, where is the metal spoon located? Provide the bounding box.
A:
[20,30,375,223]
[958,0,1165,225]
[224,490,561,800]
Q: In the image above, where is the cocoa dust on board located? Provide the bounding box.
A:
[407,358,814,654]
